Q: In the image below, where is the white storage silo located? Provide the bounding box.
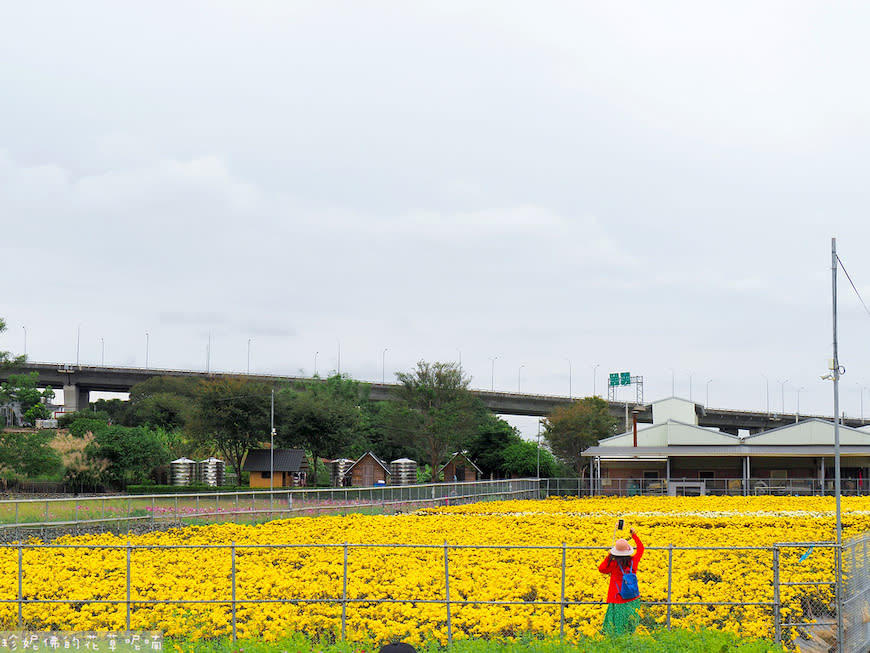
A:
[330,458,354,487]
[390,458,417,486]
[170,457,196,486]
[196,457,226,487]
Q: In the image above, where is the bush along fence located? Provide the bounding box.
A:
[0,539,853,650]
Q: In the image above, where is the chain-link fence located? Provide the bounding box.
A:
[842,532,870,653]
[0,540,846,647]
[0,479,539,532]
[543,477,870,498]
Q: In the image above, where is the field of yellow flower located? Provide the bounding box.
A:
[0,495,863,646]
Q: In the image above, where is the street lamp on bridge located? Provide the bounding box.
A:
[593,363,599,397]
[565,358,572,399]
[779,378,789,415]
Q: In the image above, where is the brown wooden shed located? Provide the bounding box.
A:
[346,451,391,486]
[440,452,482,482]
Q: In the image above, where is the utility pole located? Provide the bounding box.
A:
[270,389,275,507]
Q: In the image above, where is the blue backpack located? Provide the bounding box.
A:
[618,561,639,600]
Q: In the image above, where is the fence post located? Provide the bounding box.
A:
[836,542,845,653]
[667,544,674,630]
[17,543,23,628]
[126,542,132,633]
[341,543,348,640]
[175,495,179,520]
[45,500,49,523]
[444,541,452,646]
[560,542,566,639]
[772,546,781,647]
[231,542,237,642]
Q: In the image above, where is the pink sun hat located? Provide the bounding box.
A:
[610,538,635,556]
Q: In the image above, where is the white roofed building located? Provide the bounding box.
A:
[582,397,870,496]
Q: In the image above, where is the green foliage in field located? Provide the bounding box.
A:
[0,429,62,477]
[166,629,786,653]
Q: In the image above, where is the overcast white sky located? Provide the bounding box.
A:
[3,1,870,437]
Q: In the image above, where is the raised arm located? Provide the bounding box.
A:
[630,528,644,566]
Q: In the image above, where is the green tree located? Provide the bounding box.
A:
[360,400,425,464]
[276,375,368,486]
[0,317,25,370]
[542,396,618,474]
[466,414,521,479]
[92,398,133,425]
[0,430,62,478]
[0,372,54,425]
[86,425,169,488]
[128,376,198,429]
[189,377,272,482]
[499,439,558,478]
[394,361,487,474]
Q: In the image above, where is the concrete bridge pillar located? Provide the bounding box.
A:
[63,384,89,413]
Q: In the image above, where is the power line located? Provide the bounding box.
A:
[836,254,870,319]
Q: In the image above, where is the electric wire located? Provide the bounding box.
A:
[837,254,870,319]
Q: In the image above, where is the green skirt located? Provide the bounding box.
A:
[602,600,640,636]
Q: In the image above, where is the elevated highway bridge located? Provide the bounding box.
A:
[2,362,862,434]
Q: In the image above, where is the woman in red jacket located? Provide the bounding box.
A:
[598,525,644,636]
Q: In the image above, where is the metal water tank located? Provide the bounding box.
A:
[330,459,354,487]
[196,457,226,487]
[390,458,417,486]
[170,457,196,486]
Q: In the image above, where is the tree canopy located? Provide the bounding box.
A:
[0,317,25,370]
[0,372,55,424]
[542,396,618,474]
[128,376,198,429]
[276,375,368,485]
[189,377,273,482]
[85,425,170,488]
[0,430,62,478]
[394,361,487,474]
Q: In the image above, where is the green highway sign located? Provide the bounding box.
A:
[610,372,632,387]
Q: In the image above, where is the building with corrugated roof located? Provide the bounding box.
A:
[242,448,309,488]
[582,397,870,496]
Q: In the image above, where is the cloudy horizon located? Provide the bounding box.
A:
[3,2,870,437]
